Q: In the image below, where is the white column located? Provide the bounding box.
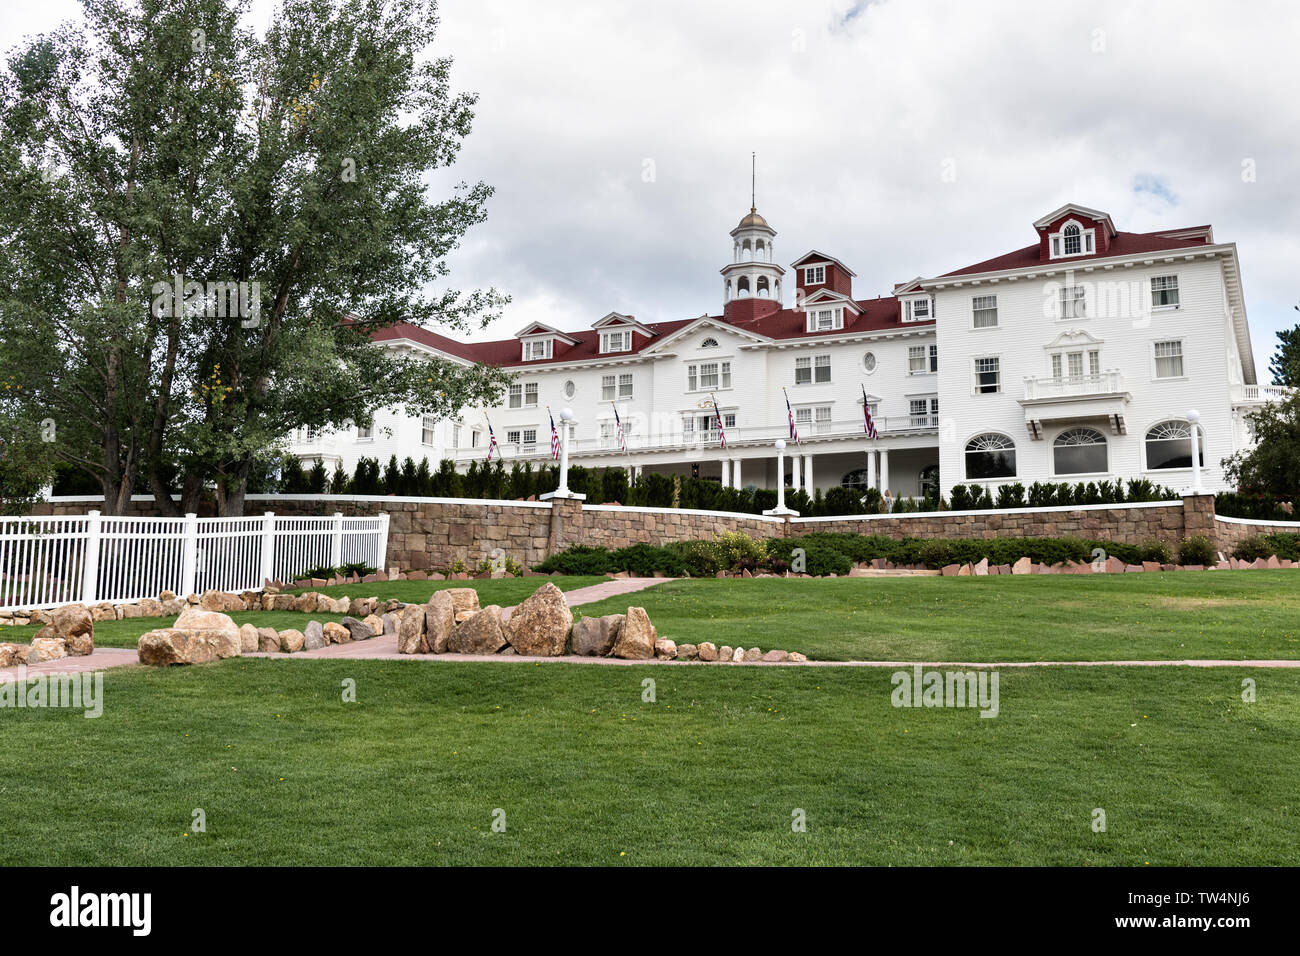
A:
[733,458,743,489]
[879,448,890,494]
[259,511,277,587]
[721,458,731,488]
[867,451,877,491]
[180,512,199,598]
[792,454,803,491]
[81,510,103,605]
[803,453,814,493]
[329,512,344,569]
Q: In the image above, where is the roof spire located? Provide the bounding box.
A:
[750,151,756,212]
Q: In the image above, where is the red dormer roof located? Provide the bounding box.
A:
[373,297,925,369]
[940,229,1213,279]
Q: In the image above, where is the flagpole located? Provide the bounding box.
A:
[612,400,633,479]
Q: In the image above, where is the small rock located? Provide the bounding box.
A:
[654,638,678,660]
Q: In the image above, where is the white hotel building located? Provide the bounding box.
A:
[290,202,1281,500]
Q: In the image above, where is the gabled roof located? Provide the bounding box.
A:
[938,230,1214,278]
[892,276,926,294]
[800,287,863,313]
[1033,203,1116,235]
[592,311,656,336]
[515,322,581,344]
[640,316,774,354]
[790,249,858,277]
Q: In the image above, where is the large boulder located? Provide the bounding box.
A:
[447,606,507,655]
[33,603,94,656]
[340,616,372,643]
[323,622,351,645]
[303,620,328,651]
[697,642,718,662]
[28,637,69,663]
[444,588,480,617]
[200,590,245,613]
[424,591,455,654]
[257,627,281,653]
[572,614,623,657]
[291,593,317,613]
[278,629,306,653]
[503,583,572,656]
[398,605,427,654]
[137,608,241,666]
[238,623,260,654]
[610,607,655,660]
[362,614,384,637]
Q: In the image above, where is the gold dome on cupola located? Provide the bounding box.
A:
[736,206,769,230]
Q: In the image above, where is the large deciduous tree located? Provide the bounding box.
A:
[0,0,509,515]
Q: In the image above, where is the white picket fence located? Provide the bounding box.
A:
[0,511,390,612]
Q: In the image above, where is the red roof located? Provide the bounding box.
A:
[373,297,924,368]
[941,229,1212,278]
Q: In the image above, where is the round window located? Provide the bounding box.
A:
[563,380,576,399]
[863,351,877,373]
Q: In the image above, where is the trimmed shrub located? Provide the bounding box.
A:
[1232,535,1272,562]
[1263,532,1300,561]
[1138,541,1173,564]
[533,545,613,576]
[1177,536,1215,566]
[609,543,685,577]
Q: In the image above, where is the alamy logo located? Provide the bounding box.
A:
[150,272,262,327]
[49,886,151,936]
[0,667,103,718]
[890,665,1000,718]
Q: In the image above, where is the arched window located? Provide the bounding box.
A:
[1145,420,1204,470]
[1063,222,1081,255]
[964,433,1016,479]
[756,276,770,297]
[841,468,873,491]
[725,279,732,301]
[700,337,719,348]
[736,276,750,298]
[741,239,752,260]
[1053,427,1107,475]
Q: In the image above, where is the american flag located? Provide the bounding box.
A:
[711,393,727,448]
[861,384,879,440]
[612,404,627,452]
[548,407,561,461]
[784,388,800,445]
[486,420,500,461]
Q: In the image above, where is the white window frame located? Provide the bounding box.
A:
[803,264,826,285]
[356,423,373,442]
[972,294,998,329]
[794,356,811,386]
[508,383,523,408]
[1047,219,1096,260]
[1152,339,1186,380]
[618,373,633,400]
[421,414,437,447]
[600,329,632,353]
[806,307,844,333]
[973,355,1001,394]
[1151,274,1180,310]
[904,297,932,322]
[601,375,616,401]
[524,382,538,408]
[814,354,831,384]
[1059,284,1087,320]
[522,337,553,361]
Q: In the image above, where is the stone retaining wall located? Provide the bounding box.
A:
[30,492,1253,567]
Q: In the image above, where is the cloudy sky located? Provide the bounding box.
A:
[5,0,1299,370]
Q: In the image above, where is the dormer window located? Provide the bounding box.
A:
[803,265,826,285]
[1048,219,1096,259]
[903,297,932,322]
[805,307,844,333]
[600,330,631,353]
[523,338,552,361]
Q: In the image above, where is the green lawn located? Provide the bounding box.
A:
[574,571,1300,662]
[2,577,609,649]
[0,659,1294,865]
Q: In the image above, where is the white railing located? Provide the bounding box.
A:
[453,415,940,462]
[1237,384,1293,403]
[1022,371,1125,401]
[0,511,389,612]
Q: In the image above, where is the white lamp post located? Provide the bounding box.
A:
[1187,409,1204,494]
[541,407,585,501]
[763,439,799,516]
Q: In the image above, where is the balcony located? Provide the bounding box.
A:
[452,415,939,463]
[1019,372,1131,439]
[1233,383,1293,404]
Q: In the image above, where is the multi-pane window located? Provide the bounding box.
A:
[522,429,537,447]
[451,424,460,449]
[1063,223,1082,255]
[601,375,616,401]
[804,265,825,284]
[356,423,373,441]
[909,397,938,427]
[1151,275,1180,308]
[795,357,811,385]
[508,383,523,408]
[905,297,932,322]
[1145,420,1203,469]
[1154,340,1184,378]
[524,382,538,407]
[506,429,521,445]
[421,414,436,446]
[965,433,1016,479]
[600,330,631,353]
[815,309,835,331]
[795,407,812,425]
[1059,285,1086,319]
[524,339,552,361]
[1053,427,1108,476]
[975,357,1000,393]
[814,355,831,383]
[687,361,730,391]
[972,295,998,328]
[618,373,633,399]
[908,346,935,374]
